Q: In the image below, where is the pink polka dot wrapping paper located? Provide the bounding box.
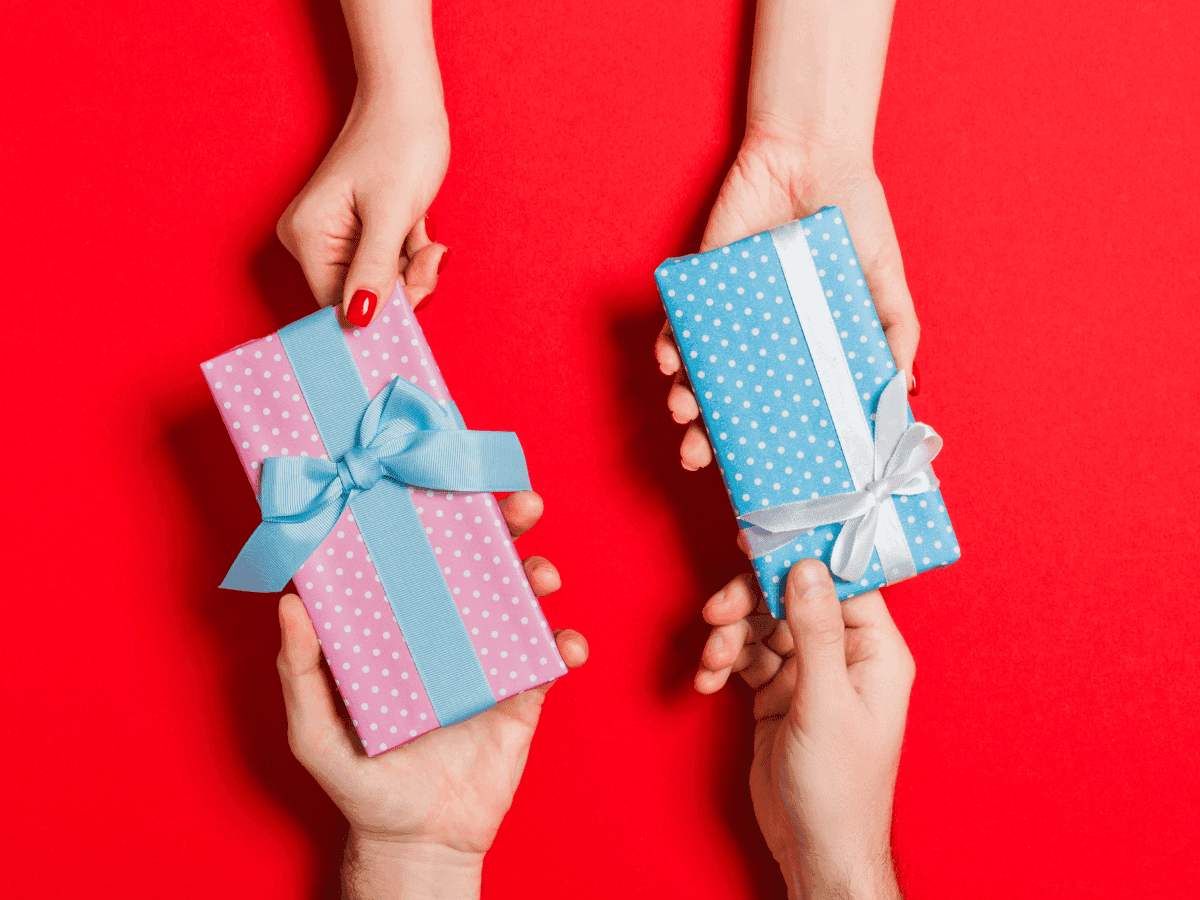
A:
[200,286,566,755]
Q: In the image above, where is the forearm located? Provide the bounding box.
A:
[342,830,484,900]
[341,0,443,111]
[748,0,896,159]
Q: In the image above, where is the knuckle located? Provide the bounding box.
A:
[286,723,315,768]
[275,210,296,249]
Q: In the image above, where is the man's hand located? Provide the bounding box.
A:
[696,561,913,900]
[277,491,587,900]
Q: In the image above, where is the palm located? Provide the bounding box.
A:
[324,688,549,853]
[702,134,814,252]
[748,716,793,866]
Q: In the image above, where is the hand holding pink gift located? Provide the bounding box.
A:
[277,490,588,900]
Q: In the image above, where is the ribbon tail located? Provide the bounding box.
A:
[829,507,880,583]
[221,495,347,592]
[873,371,911,481]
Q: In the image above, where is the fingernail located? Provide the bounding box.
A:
[413,291,434,312]
[437,247,451,274]
[346,289,378,327]
[424,212,438,243]
[908,361,921,397]
[795,562,831,599]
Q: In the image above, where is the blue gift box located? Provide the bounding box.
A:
[655,208,959,616]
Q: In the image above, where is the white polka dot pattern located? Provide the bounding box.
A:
[655,208,959,615]
[202,286,565,753]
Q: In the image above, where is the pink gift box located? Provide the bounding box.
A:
[201,286,566,755]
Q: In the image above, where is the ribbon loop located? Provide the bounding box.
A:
[738,370,942,584]
[223,375,531,592]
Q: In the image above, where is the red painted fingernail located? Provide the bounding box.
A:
[346,289,378,327]
[424,213,438,243]
[413,292,435,312]
[437,247,451,274]
[909,361,921,396]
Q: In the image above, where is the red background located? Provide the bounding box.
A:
[2,0,1197,896]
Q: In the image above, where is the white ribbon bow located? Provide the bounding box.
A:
[737,371,942,583]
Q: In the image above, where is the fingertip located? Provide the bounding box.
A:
[499,490,543,536]
[667,383,700,424]
[702,577,755,626]
[277,593,320,676]
[524,557,562,595]
[554,629,588,668]
[736,530,751,558]
[680,426,714,470]
[783,559,839,633]
[655,335,682,375]
[694,666,730,694]
[787,559,834,600]
[279,593,307,636]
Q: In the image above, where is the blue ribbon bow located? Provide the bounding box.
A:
[222,375,531,592]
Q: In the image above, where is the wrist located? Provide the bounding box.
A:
[343,829,484,900]
[780,841,900,900]
[344,0,444,114]
[743,112,874,176]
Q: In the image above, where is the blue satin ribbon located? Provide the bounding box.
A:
[222,305,526,726]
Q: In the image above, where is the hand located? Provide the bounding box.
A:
[277,491,588,900]
[277,88,451,325]
[656,122,919,470]
[696,561,914,900]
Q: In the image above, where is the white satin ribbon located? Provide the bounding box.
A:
[737,221,942,585]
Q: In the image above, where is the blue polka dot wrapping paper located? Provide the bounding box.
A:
[655,208,960,617]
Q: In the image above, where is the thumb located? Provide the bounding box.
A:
[342,203,412,327]
[277,594,353,764]
[845,180,920,390]
[783,560,850,708]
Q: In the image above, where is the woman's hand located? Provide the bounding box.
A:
[277,93,450,326]
[656,0,919,471]
[277,491,587,900]
[277,0,451,327]
[655,123,919,470]
[696,561,913,900]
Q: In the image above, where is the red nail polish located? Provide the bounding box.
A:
[437,247,451,274]
[909,361,921,396]
[413,291,435,312]
[424,212,438,243]
[346,289,377,327]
